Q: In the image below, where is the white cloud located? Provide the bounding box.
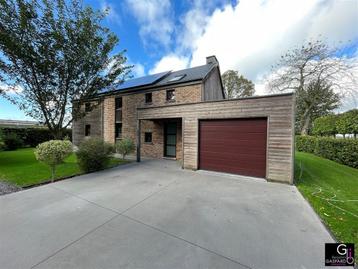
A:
[190,0,358,78]
[150,0,358,110]
[131,63,145,77]
[0,83,23,94]
[149,54,189,74]
[125,0,173,48]
[100,0,121,24]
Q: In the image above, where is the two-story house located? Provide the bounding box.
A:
[73,56,295,184]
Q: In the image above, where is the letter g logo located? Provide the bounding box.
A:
[337,244,347,255]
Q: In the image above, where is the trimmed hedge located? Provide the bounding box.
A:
[0,127,71,148]
[296,136,358,168]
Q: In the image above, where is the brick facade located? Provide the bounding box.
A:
[74,83,202,159]
[72,101,103,145]
[103,97,115,143]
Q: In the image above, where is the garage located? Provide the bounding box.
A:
[199,118,267,178]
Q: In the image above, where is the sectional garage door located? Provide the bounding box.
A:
[199,118,267,178]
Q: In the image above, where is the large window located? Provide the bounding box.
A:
[115,123,122,139]
[85,102,91,112]
[115,97,122,140]
[115,97,122,109]
[166,89,175,102]
[85,124,91,136]
[144,132,152,143]
[145,92,152,104]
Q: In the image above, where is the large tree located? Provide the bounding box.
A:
[0,0,131,138]
[222,70,255,99]
[268,40,356,135]
[296,80,340,135]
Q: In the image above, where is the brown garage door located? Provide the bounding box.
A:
[199,118,267,178]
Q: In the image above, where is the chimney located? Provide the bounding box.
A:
[206,55,218,65]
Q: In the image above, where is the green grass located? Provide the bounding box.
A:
[295,151,358,245]
[0,148,129,187]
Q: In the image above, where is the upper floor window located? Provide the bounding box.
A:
[85,124,91,136]
[145,92,152,104]
[85,103,91,112]
[115,97,122,109]
[166,89,175,102]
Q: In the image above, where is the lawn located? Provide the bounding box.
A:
[0,148,128,187]
[295,151,358,245]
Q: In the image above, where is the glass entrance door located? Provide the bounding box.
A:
[164,122,177,157]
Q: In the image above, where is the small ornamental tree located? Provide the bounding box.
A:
[35,140,73,181]
[116,138,135,159]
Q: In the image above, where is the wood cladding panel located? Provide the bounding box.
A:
[138,94,294,183]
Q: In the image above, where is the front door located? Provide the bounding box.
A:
[164,122,177,157]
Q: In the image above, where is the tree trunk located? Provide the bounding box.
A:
[51,166,56,182]
[300,114,311,136]
[52,128,63,140]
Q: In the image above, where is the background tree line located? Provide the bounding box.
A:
[312,109,358,138]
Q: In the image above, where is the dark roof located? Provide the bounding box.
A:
[100,63,215,95]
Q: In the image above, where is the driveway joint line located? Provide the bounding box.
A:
[36,180,252,269]
[31,180,179,268]
[30,214,121,269]
[49,185,121,215]
[119,179,178,215]
[121,214,253,269]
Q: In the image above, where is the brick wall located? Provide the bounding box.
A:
[72,101,103,145]
[120,84,202,159]
[74,83,202,160]
[103,97,115,144]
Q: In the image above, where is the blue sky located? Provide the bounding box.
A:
[1,0,358,120]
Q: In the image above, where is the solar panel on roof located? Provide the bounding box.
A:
[99,70,170,94]
[117,71,170,90]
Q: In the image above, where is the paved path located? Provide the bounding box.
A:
[0,160,335,269]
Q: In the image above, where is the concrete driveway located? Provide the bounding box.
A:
[0,160,335,269]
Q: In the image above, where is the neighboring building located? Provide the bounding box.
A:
[73,56,295,184]
[0,119,43,128]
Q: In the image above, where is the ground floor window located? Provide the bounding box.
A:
[115,123,122,139]
[144,132,152,143]
[85,124,91,136]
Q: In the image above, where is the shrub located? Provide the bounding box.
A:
[0,130,5,151]
[296,135,358,168]
[116,138,135,159]
[35,140,73,181]
[295,136,316,154]
[76,138,114,172]
[0,127,72,147]
[3,133,24,150]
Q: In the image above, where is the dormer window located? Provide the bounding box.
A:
[168,74,186,82]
